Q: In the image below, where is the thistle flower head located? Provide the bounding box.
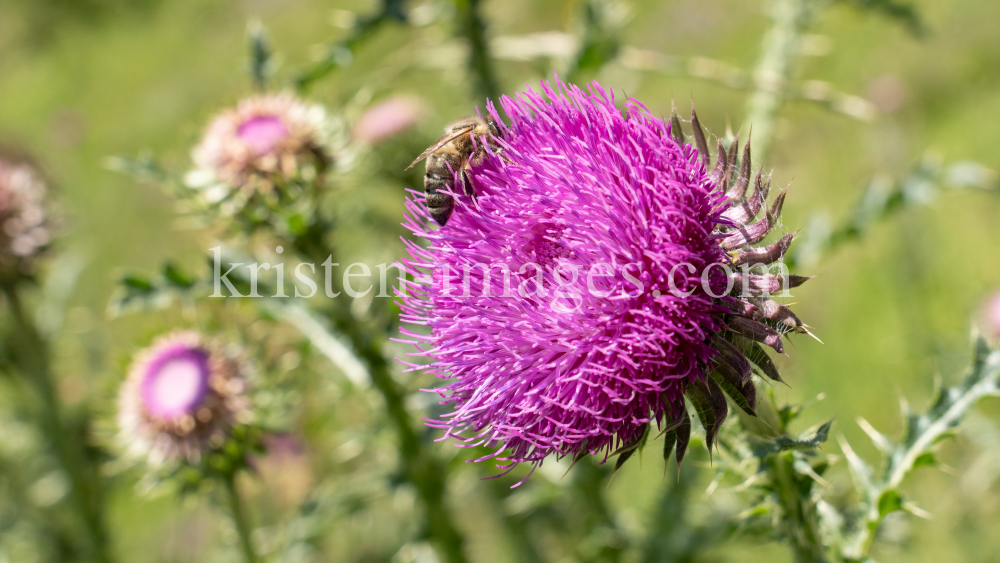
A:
[118,332,252,465]
[186,93,335,217]
[400,80,811,475]
[0,156,51,280]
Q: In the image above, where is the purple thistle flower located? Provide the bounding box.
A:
[118,332,252,465]
[398,80,813,476]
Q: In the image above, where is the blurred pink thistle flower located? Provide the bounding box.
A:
[0,157,51,280]
[983,291,1000,339]
[353,96,424,144]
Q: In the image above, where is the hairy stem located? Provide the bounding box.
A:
[745,0,816,161]
[223,472,259,563]
[2,283,113,563]
[769,452,828,563]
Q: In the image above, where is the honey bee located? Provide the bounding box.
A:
[406,116,503,226]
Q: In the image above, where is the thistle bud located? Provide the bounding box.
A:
[185,93,335,218]
[0,156,51,281]
[118,332,252,465]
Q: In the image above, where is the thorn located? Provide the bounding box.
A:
[803,328,823,344]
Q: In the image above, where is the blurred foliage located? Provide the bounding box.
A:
[837,0,924,36]
[2,0,163,47]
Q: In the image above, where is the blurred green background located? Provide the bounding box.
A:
[1,0,999,561]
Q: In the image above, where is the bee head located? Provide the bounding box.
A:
[486,118,502,138]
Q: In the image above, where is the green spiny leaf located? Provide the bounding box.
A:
[811,421,833,445]
[752,421,832,458]
[912,451,936,470]
[973,334,990,373]
[162,262,195,289]
[247,21,274,91]
[858,417,896,455]
[839,0,924,37]
[122,275,153,292]
[878,489,904,517]
[838,436,873,492]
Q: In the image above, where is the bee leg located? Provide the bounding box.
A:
[461,168,476,197]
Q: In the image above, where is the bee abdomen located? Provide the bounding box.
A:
[424,170,452,194]
[424,155,458,226]
[425,192,455,225]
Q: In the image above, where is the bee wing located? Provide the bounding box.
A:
[405,125,476,170]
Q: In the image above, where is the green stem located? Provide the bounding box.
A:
[223,471,259,563]
[225,237,469,563]
[572,458,624,563]
[745,0,816,161]
[484,479,543,563]
[769,452,828,563]
[2,283,113,563]
[328,309,468,563]
[454,0,501,101]
[292,0,407,92]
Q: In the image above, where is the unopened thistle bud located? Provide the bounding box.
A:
[118,332,252,465]
[0,157,51,281]
[185,93,334,217]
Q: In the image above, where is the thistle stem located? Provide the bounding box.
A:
[769,452,828,563]
[454,0,501,101]
[223,471,259,563]
[745,0,816,161]
[292,0,407,92]
[2,283,113,563]
[572,458,624,563]
[327,309,468,563]
[281,233,468,563]
[845,348,1000,559]
[484,479,543,563]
